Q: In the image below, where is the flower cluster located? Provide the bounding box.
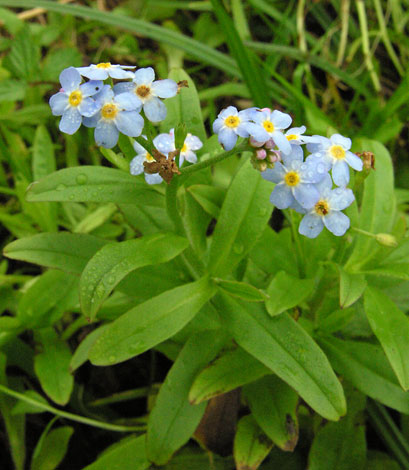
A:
[213,106,363,238]
[49,64,179,149]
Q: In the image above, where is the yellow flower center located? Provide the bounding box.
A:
[136,85,151,99]
[263,121,275,133]
[68,90,82,107]
[284,171,300,187]
[145,153,154,162]
[314,200,329,216]
[181,143,188,153]
[96,62,112,69]
[224,116,240,128]
[330,145,345,159]
[286,134,297,141]
[101,103,118,120]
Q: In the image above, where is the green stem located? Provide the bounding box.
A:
[336,0,350,67]
[88,387,152,407]
[0,384,145,432]
[180,142,252,176]
[99,148,129,171]
[289,211,305,278]
[166,177,185,236]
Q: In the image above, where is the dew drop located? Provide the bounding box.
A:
[76,174,88,185]
[108,355,116,363]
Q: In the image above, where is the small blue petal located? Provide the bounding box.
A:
[109,67,134,79]
[49,92,68,116]
[115,92,142,111]
[293,183,320,209]
[78,97,100,117]
[327,187,355,211]
[218,128,237,151]
[332,160,350,186]
[219,106,239,119]
[143,97,167,122]
[345,151,363,171]
[261,162,286,184]
[133,67,155,85]
[115,111,144,137]
[80,80,103,97]
[282,145,303,167]
[95,120,119,148]
[272,130,291,154]
[130,155,145,175]
[269,183,294,209]
[330,134,351,150]
[59,67,81,93]
[245,122,269,142]
[145,173,163,185]
[152,79,178,98]
[153,133,174,153]
[114,82,136,95]
[323,211,350,236]
[59,107,82,135]
[271,110,292,129]
[212,117,224,133]
[299,214,324,238]
[83,113,100,128]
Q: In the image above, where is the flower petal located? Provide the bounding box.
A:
[261,162,286,183]
[271,110,292,129]
[245,122,269,142]
[59,108,82,135]
[330,134,351,150]
[82,113,100,128]
[133,67,155,85]
[323,211,350,236]
[108,67,134,79]
[78,97,100,117]
[345,151,363,171]
[77,68,108,80]
[152,79,178,98]
[272,130,291,154]
[143,97,167,122]
[153,133,175,153]
[328,187,355,211]
[218,128,237,151]
[59,67,81,92]
[95,121,119,148]
[130,155,145,175]
[269,184,294,209]
[183,149,197,164]
[80,80,104,97]
[293,183,320,209]
[219,106,238,119]
[185,135,202,151]
[213,117,224,134]
[49,92,68,116]
[115,111,144,137]
[332,160,350,186]
[114,92,142,111]
[113,82,136,95]
[145,173,163,185]
[299,214,324,238]
[281,145,303,166]
[236,122,251,138]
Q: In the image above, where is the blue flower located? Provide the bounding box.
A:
[307,134,363,186]
[212,106,253,151]
[49,67,102,135]
[76,63,135,80]
[153,129,203,166]
[261,145,328,209]
[298,174,355,238]
[130,138,163,185]
[113,67,178,123]
[246,108,293,154]
[83,85,143,149]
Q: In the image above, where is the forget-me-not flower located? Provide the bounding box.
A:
[247,108,293,155]
[76,63,135,80]
[130,138,163,185]
[298,174,355,238]
[49,67,102,135]
[113,67,178,123]
[153,129,203,166]
[261,145,328,209]
[212,106,253,151]
[307,134,363,186]
[83,85,143,148]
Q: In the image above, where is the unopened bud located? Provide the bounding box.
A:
[375,233,398,247]
[264,138,275,150]
[249,137,264,148]
[267,151,280,163]
[259,162,267,172]
[256,149,267,160]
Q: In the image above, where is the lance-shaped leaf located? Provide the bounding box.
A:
[207,160,272,277]
[265,271,314,316]
[31,425,73,470]
[216,279,268,302]
[243,375,299,451]
[318,335,409,413]
[187,184,224,219]
[364,288,409,390]
[215,294,346,420]
[147,330,226,465]
[26,166,157,203]
[3,233,108,274]
[80,233,189,320]
[339,268,367,308]
[234,415,273,470]
[189,347,269,405]
[89,276,216,365]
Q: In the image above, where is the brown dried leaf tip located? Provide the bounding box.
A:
[356,151,375,171]
[177,80,189,93]
[143,149,181,184]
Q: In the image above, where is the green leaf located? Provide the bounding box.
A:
[12,390,48,415]
[41,48,82,81]
[160,68,206,142]
[4,26,40,79]
[363,263,409,281]
[18,270,78,328]
[265,271,314,316]
[187,184,224,218]
[69,325,110,372]
[215,294,346,420]
[0,79,27,102]
[208,160,272,277]
[31,425,73,470]
[318,336,409,413]
[26,166,158,203]
[89,276,216,365]
[364,288,409,390]
[3,233,108,274]
[34,329,73,405]
[346,139,396,269]
[80,233,188,320]
[189,347,269,404]
[147,330,226,465]
[233,415,273,470]
[317,308,355,334]
[32,125,56,181]
[216,279,268,302]
[243,375,299,451]
[81,435,149,470]
[339,268,367,308]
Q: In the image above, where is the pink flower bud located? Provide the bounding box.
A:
[256,149,267,160]
[264,139,275,150]
[249,137,264,148]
